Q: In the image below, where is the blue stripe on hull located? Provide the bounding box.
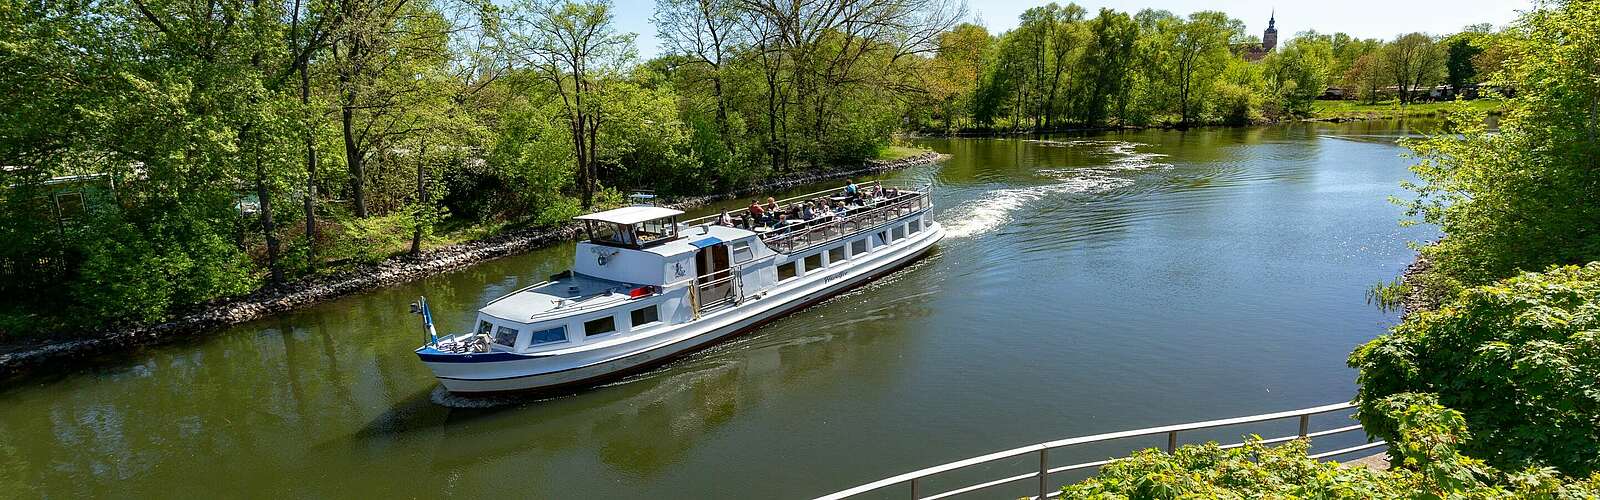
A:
[415,347,547,363]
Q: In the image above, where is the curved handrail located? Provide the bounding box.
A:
[815,401,1379,500]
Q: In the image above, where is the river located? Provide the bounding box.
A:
[0,120,1437,498]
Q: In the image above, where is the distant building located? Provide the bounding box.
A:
[1236,12,1279,62]
[1262,11,1278,52]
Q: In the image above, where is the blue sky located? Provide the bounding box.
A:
[613,0,1533,59]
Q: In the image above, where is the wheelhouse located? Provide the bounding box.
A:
[576,206,682,249]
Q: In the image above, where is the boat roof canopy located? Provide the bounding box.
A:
[574,206,684,225]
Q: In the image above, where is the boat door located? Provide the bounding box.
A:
[694,243,736,311]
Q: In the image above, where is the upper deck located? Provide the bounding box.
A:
[681,180,932,255]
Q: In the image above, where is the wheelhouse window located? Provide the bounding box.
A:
[732,242,753,263]
[494,326,519,347]
[584,218,679,249]
[828,246,846,264]
[527,326,568,346]
[778,261,798,281]
[631,305,659,327]
[804,254,823,272]
[852,239,868,255]
[584,316,617,336]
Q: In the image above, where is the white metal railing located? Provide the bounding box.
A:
[761,190,930,255]
[816,402,1385,500]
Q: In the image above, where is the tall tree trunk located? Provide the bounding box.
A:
[300,62,318,268]
[342,97,365,218]
[410,142,427,257]
[255,142,282,284]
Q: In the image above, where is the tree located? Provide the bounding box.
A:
[1381,33,1444,104]
[1074,9,1136,125]
[1155,11,1239,125]
[1397,0,1600,295]
[1262,36,1333,117]
[502,0,635,209]
[654,0,743,154]
[1442,31,1485,93]
[1344,52,1386,104]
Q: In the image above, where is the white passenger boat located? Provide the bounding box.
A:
[413,181,944,394]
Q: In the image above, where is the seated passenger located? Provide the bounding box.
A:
[748,200,765,224]
[800,203,814,220]
[764,197,780,215]
[844,179,859,201]
[717,211,732,226]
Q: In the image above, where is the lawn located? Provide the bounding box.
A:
[1311,99,1505,120]
[875,145,932,161]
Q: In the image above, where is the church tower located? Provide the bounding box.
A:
[1263,11,1278,52]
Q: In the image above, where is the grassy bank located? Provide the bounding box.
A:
[1310,98,1506,121]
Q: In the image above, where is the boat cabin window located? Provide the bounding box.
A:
[584,316,617,336]
[631,305,659,327]
[494,326,519,347]
[910,219,922,233]
[778,261,798,281]
[851,239,867,255]
[828,246,846,264]
[804,253,823,272]
[528,326,568,346]
[892,225,906,241]
[877,231,889,246]
[584,217,679,249]
[732,242,753,263]
[477,320,493,335]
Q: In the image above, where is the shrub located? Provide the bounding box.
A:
[1350,262,1600,476]
[1060,394,1600,499]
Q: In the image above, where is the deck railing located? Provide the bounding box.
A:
[761,190,930,255]
[815,401,1385,500]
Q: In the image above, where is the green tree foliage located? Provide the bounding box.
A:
[1351,263,1600,476]
[1398,0,1600,294]
[1063,394,1600,498]
[1261,37,1333,117]
[1381,33,1445,104]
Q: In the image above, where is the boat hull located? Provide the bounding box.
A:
[425,222,945,394]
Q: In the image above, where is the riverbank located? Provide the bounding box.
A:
[912,99,1505,136]
[0,152,948,379]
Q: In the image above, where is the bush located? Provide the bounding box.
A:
[1350,262,1600,476]
[1061,394,1600,499]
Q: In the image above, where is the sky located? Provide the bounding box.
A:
[612,0,1534,59]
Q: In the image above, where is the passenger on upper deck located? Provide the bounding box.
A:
[844,179,860,203]
[717,211,732,226]
[800,202,815,220]
[764,197,780,216]
[748,199,766,225]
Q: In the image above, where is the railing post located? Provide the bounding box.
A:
[1166,431,1177,453]
[1038,448,1050,500]
[909,478,919,500]
[1298,414,1310,438]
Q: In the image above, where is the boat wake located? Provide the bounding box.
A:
[942,140,1169,238]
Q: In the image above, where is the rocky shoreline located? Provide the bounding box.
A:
[0,152,949,378]
[1398,251,1440,319]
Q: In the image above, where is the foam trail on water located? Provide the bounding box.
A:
[941,140,1169,239]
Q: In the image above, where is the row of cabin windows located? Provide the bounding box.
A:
[777,215,926,282]
[483,303,663,350]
